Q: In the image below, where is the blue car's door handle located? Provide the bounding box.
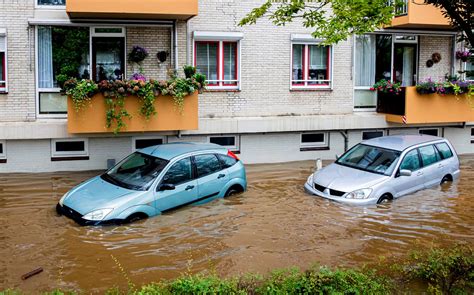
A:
[218,174,226,179]
[185,185,195,191]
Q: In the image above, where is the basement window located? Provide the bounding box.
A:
[471,128,474,143]
[133,137,165,151]
[51,138,89,161]
[419,128,439,137]
[362,130,385,140]
[300,132,329,151]
[0,140,6,163]
[209,135,239,152]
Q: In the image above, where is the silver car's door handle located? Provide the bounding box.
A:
[218,174,226,179]
[437,163,444,168]
[185,185,195,191]
[416,171,423,176]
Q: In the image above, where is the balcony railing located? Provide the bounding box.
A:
[377,87,474,124]
[394,0,408,16]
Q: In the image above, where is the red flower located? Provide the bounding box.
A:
[370,87,375,91]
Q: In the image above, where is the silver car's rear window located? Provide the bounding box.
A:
[336,144,401,176]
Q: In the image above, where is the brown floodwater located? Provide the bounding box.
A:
[1,157,473,293]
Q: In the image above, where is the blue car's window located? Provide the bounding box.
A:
[195,154,222,178]
[435,142,453,160]
[399,149,421,172]
[336,144,401,176]
[419,145,441,167]
[102,152,168,191]
[217,154,238,169]
[162,158,193,186]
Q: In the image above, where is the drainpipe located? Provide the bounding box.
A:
[339,130,349,152]
[174,20,179,73]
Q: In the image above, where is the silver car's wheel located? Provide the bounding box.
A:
[440,175,452,185]
[377,194,392,204]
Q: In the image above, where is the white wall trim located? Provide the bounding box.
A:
[193,31,244,41]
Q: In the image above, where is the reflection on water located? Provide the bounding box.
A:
[1,157,473,293]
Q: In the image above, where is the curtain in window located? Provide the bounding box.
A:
[196,42,218,84]
[223,43,236,84]
[402,47,414,86]
[38,26,54,89]
[292,44,304,82]
[309,45,328,83]
[355,35,376,86]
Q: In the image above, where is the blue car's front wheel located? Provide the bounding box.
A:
[125,212,148,224]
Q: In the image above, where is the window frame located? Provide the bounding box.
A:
[0,29,8,93]
[419,128,440,137]
[362,130,385,140]
[132,136,166,152]
[418,144,441,168]
[161,157,194,187]
[208,135,240,152]
[0,140,6,161]
[300,132,329,151]
[398,148,422,173]
[290,42,333,90]
[471,127,474,144]
[192,153,224,179]
[51,138,89,159]
[35,0,66,9]
[193,40,240,90]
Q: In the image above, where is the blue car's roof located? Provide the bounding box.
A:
[362,135,444,151]
[139,142,226,160]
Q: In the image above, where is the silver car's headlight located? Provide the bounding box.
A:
[306,174,314,185]
[58,192,69,206]
[83,208,114,221]
[345,188,373,199]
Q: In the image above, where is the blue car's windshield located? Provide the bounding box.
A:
[102,152,169,191]
[336,144,401,176]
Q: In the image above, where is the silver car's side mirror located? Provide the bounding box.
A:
[399,169,412,177]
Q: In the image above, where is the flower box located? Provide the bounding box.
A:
[67,92,198,134]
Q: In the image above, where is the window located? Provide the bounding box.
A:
[0,30,7,93]
[133,137,165,151]
[37,0,65,6]
[435,143,453,160]
[362,130,384,140]
[300,132,329,151]
[399,149,421,172]
[292,43,331,89]
[466,57,474,81]
[217,154,238,169]
[194,154,222,178]
[195,41,239,89]
[419,128,439,137]
[91,28,125,82]
[37,26,90,115]
[162,158,193,186]
[419,145,440,167]
[354,35,376,109]
[209,135,239,151]
[471,128,474,143]
[0,140,6,162]
[51,138,89,160]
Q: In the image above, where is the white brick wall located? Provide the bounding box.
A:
[418,35,454,81]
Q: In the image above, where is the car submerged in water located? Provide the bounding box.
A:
[304,135,460,205]
[57,142,247,225]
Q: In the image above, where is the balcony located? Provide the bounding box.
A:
[388,0,451,29]
[66,0,198,20]
[377,87,474,124]
[67,92,198,134]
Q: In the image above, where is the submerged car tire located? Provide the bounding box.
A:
[377,194,392,204]
[225,186,243,197]
[125,213,148,224]
[440,175,452,185]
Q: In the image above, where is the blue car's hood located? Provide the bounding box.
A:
[63,176,142,215]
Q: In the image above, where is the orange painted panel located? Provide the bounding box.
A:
[390,1,451,29]
[68,92,198,134]
[385,87,474,124]
[67,0,198,20]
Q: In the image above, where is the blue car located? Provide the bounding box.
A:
[56,142,247,225]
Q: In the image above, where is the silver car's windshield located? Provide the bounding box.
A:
[336,144,401,176]
[102,152,169,191]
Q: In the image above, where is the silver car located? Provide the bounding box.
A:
[304,135,460,205]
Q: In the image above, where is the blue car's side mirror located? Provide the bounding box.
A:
[158,183,176,191]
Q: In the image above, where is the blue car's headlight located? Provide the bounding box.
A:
[83,208,114,221]
[58,192,69,206]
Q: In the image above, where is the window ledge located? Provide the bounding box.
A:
[51,156,90,162]
[205,89,241,93]
[300,146,330,152]
[290,88,332,92]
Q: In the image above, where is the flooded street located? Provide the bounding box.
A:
[1,157,473,293]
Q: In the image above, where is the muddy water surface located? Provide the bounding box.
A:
[1,157,473,293]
